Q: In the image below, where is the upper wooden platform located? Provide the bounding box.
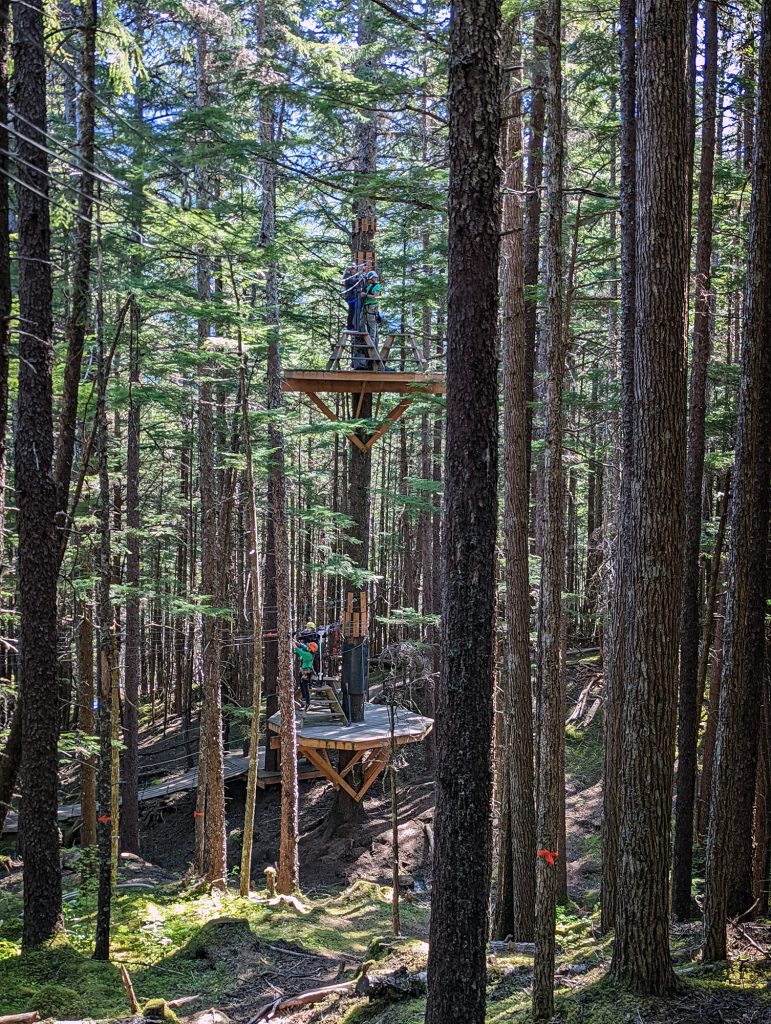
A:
[281,369,445,396]
[281,369,445,451]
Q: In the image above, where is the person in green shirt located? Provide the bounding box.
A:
[363,270,382,356]
[294,642,316,708]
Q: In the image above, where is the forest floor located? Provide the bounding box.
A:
[1,655,770,1022]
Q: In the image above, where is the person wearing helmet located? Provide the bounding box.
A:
[363,270,382,358]
[299,620,321,674]
[294,642,315,709]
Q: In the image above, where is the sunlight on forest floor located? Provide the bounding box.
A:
[2,682,771,1022]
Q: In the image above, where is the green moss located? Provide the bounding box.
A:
[35,984,82,1018]
[142,998,181,1023]
[0,878,430,1017]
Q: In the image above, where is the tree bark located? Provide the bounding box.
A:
[532,0,566,1015]
[94,288,114,963]
[121,302,142,856]
[120,22,146,852]
[610,0,690,995]
[13,0,64,948]
[601,0,635,937]
[672,0,718,922]
[258,79,299,894]
[237,298,265,896]
[78,569,97,850]
[703,0,771,959]
[194,18,227,889]
[53,0,97,521]
[494,16,535,945]
[424,0,501,1022]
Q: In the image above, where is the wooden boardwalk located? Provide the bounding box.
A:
[2,749,322,834]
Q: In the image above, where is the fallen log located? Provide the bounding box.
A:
[248,982,355,1024]
[167,995,201,1010]
[355,967,427,1000]
[489,940,536,955]
[0,1013,41,1024]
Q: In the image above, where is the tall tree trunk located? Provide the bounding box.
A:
[601,0,635,937]
[120,17,146,852]
[524,10,547,466]
[533,0,566,1015]
[494,17,535,944]
[610,0,690,994]
[53,0,97,519]
[672,0,718,922]
[703,0,771,959]
[94,286,114,962]
[698,590,725,839]
[326,0,377,830]
[424,0,501,1021]
[194,19,227,889]
[78,586,97,850]
[0,0,10,596]
[238,300,265,896]
[259,80,298,893]
[0,0,13,824]
[13,0,64,948]
[121,302,142,855]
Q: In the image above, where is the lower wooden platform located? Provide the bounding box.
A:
[255,747,324,788]
[267,702,433,802]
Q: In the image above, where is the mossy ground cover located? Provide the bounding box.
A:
[0,877,428,1019]
[3,659,770,1022]
[332,912,771,1024]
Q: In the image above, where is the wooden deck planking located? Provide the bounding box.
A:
[267,701,433,752]
[281,369,445,396]
[2,749,321,833]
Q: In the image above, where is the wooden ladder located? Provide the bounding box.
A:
[310,681,347,723]
[327,330,385,372]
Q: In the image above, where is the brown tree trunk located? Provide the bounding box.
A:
[78,556,97,850]
[601,0,635,937]
[13,0,64,948]
[697,590,725,839]
[257,84,299,893]
[424,0,501,1021]
[672,0,718,922]
[94,284,114,963]
[524,10,547,465]
[494,17,535,945]
[532,1,566,1015]
[610,0,690,995]
[0,0,10,596]
[703,0,771,958]
[120,34,146,851]
[53,0,97,520]
[237,286,265,895]
[193,19,227,889]
[121,302,141,856]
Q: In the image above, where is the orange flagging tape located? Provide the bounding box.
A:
[98,816,112,823]
[537,849,559,866]
[193,811,204,818]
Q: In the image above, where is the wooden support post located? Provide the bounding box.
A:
[363,399,413,451]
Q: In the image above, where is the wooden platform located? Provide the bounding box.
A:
[282,369,445,396]
[267,702,433,802]
[281,370,445,452]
